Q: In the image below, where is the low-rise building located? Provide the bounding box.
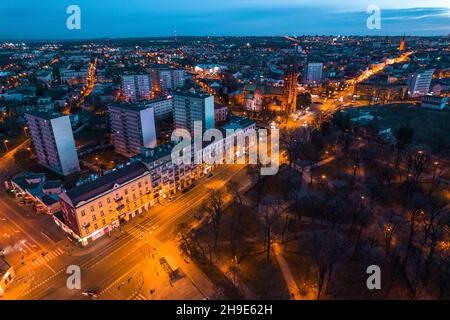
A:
[421,95,448,110]
[9,172,62,214]
[0,258,15,297]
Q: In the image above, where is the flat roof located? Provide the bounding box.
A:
[173,91,212,99]
[25,110,64,120]
[64,161,149,207]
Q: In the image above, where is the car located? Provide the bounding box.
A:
[207,172,213,178]
[189,183,196,190]
[181,188,188,193]
[168,196,176,203]
[82,290,99,299]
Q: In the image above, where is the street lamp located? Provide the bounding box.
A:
[3,139,9,152]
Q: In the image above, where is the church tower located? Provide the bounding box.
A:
[399,34,406,52]
[283,56,299,114]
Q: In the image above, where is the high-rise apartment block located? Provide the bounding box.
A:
[407,69,434,97]
[149,67,185,94]
[144,96,174,121]
[108,102,157,157]
[25,111,80,176]
[305,63,323,84]
[121,74,151,102]
[173,91,214,136]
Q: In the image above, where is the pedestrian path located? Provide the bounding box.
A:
[31,248,64,268]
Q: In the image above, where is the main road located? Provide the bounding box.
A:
[4,162,249,300]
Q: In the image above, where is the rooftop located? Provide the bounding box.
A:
[108,101,151,112]
[133,142,175,164]
[25,110,65,120]
[173,90,212,99]
[64,161,149,207]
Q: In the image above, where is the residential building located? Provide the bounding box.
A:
[407,69,434,97]
[305,63,323,84]
[108,102,157,157]
[0,258,15,297]
[57,161,153,246]
[149,67,185,94]
[25,111,80,176]
[144,96,174,121]
[173,91,214,136]
[121,74,151,102]
[421,95,448,110]
[56,116,255,246]
[9,172,62,214]
[214,104,228,124]
[353,82,408,102]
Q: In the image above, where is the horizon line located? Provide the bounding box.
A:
[1,34,448,43]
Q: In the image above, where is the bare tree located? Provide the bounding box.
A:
[203,188,225,248]
[258,196,282,265]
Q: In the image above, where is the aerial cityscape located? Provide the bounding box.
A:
[0,0,449,303]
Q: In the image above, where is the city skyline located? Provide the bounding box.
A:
[0,1,449,39]
[0,1,449,304]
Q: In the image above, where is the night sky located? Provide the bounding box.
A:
[0,0,449,39]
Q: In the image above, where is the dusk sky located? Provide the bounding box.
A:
[1,0,449,39]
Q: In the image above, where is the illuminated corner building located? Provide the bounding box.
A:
[57,161,154,246]
[108,102,157,157]
[407,69,434,97]
[173,91,214,136]
[121,74,151,102]
[57,149,197,246]
[25,111,80,176]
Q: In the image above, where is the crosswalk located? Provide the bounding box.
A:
[132,293,148,300]
[31,248,64,268]
[127,225,163,249]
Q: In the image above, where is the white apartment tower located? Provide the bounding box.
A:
[121,74,151,102]
[173,91,214,136]
[108,103,157,157]
[305,63,323,84]
[407,69,434,97]
[25,111,80,176]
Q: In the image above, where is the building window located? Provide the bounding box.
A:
[124,189,128,195]
[107,198,111,204]
[98,202,103,208]
[81,210,86,217]
[100,210,105,217]
[102,219,106,226]
[90,206,94,212]
[94,224,98,230]
[92,215,97,221]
